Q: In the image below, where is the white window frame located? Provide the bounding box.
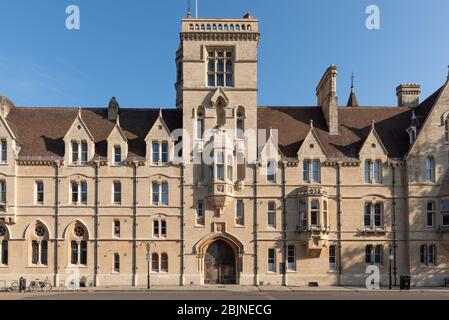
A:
[151,181,169,206]
[268,249,276,273]
[153,219,167,238]
[266,159,276,183]
[71,181,87,205]
[113,220,121,238]
[425,157,435,182]
[113,181,122,205]
[71,140,89,165]
[152,141,169,165]
[114,145,122,164]
[35,181,44,205]
[287,245,296,271]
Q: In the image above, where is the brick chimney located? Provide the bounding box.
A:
[396,84,421,108]
[316,65,339,135]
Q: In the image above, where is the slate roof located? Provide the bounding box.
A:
[4,86,443,161]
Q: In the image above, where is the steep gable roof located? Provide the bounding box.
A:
[6,107,182,159]
[258,106,412,159]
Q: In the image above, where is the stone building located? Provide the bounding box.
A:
[0,13,448,288]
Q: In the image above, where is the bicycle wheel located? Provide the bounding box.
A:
[28,283,36,292]
[43,282,52,292]
[10,281,18,292]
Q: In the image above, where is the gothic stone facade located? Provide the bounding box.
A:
[0,14,448,288]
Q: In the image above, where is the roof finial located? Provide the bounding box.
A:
[351,73,355,92]
[310,119,314,128]
[116,114,120,127]
[371,120,375,129]
[159,108,163,119]
[187,0,192,18]
[78,107,82,117]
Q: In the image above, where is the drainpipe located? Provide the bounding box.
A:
[94,161,100,287]
[253,162,259,286]
[132,161,138,286]
[53,161,60,287]
[391,164,398,286]
[281,162,287,286]
[336,163,343,286]
[180,163,185,286]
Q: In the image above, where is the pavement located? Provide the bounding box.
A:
[0,285,448,300]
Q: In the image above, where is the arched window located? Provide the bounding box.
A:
[31,223,48,266]
[151,253,159,273]
[425,157,435,182]
[70,223,88,266]
[161,253,168,272]
[236,107,245,139]
[196,107,205,140]
[445,117,449,142]
[0,225,8,266]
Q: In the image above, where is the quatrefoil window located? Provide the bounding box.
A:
[35,225,46,237]
[74,226,85,237]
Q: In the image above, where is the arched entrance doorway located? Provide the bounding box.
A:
[204,240,236,284]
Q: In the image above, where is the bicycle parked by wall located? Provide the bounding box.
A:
[28,277,52,292]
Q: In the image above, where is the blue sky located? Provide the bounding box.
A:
[0,0,448,108]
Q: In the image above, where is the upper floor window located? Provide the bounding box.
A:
[236,200,244,226]
[71,141,88,164]
[427,202,436,227]
[196,108,205,140]
[365,160,382,183]
[36,181,44,204]
[445,117,449,142]
[113,181,121,205]
[216,151,225,181]
[71,181,87,205]
[153,219,167,238]
[303,160,320,183]
[196,201,205,226]
[114,220,121,237]
[441,201,449,227]
[236,109,245,140]
[364,203,383,228]
[114,146,122,164]
[365,245,383,266]
[207,49,233,87]
[267,159,276,183]
[0,181,5,205]
[299,200,307,229]
[152,181,169,205]
[152,142,169,165]
[310,200,320,227]
[0,139,7,163]
[425,157,435,182]
[420,244,437,266]
[267,201,276,228]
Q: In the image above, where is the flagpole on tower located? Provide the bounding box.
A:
[196,0,198,18]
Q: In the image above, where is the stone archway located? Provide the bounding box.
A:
[204,240,236,284]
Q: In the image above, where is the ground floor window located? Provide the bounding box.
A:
[151,253,169,273]
[32,240,48,265]
[71,240,87,265]
[365,245,383,265]
[0,240,7,265]
[114,253,120,273]
[268,249,276,272]
[287,245,296,271]
[329,245,337,271]
[420,244,437,266]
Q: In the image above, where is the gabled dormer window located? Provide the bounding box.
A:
[71,141,88,164]
[267,159,276,183]
[303,160,321,183]
[152,141,169,165]
[114,146,122,164]
[364,160,382,183]
[0,140,7,163]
